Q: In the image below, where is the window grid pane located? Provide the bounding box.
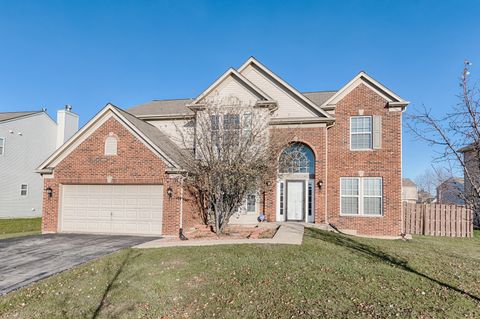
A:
[364,197,381,215]
[341,178,359,196]
[341,197,359,215]
[351,117,372,150]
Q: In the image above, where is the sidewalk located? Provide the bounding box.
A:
[134,223,304,249]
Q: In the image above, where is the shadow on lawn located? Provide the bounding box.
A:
[91,249,141,319]
[307,228,480,303]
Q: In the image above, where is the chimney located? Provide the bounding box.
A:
[56,105,79,148]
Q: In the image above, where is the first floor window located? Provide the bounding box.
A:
[340,177,382,215]
[0,137,4,155]
[246,194,256,212]
[20,184,28,196]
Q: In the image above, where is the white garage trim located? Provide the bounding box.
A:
[59,184,163,236]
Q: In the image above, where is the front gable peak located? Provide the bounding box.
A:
[238,57,334,121]
[321,71,409,111]
[189,68,275,110]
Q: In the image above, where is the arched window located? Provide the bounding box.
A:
[104,135,118,155]
[279,143,315,174]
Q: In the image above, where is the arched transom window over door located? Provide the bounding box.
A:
[279,143,315,174]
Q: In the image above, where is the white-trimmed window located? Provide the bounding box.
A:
[242,112,252,138]
[279,181,285,216]
[104,136,118,155]
[308,180,314,217]
[0,137,5,155]
[20,184,28,196]
[350,116,372,150]
[340,177,382,216]
[246,194,256,212]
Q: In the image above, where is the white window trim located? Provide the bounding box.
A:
[350,116,373,151]
[0,137,5,156]
[340,177,383,217]
[20,184,28,197]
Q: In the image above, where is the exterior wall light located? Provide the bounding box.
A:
[45,187,53,198]
[167,186,173,199]
[317,180,323,190]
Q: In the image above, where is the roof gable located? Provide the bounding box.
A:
[0,111,43,123]
[190,68,274,107]
[37,104,188,171]
[321,71,409,110]
[238,57,334,120]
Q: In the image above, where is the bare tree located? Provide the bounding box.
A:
[408,60,480,226]
[178,96,294,234]
[414,167,451,197]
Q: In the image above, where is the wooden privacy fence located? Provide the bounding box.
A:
[403,203,473,237]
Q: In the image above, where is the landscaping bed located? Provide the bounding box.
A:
[179,223,279,241]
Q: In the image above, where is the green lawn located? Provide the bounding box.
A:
[0,218,41,239]
[1,229,479,318]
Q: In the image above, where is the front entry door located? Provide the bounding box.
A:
[286,181,305,221]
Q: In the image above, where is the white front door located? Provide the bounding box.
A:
[286,181,304,221]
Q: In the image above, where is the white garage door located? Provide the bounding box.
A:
[60,184,163,236]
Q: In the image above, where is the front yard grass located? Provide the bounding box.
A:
[0,218,41,239]
[0,229,479,318]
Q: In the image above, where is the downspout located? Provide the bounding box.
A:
[325,121,336,225]
[179,175,188,240]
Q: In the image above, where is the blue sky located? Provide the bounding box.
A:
[0,0,479,179]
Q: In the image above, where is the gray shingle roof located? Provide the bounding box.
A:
[302,91,337,107]
[128,99,194,118]
[0,111,41,123]
[113,106,191,168]
[127,91,337,118]
[402,178,417,187]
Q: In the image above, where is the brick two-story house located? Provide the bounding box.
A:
[37,57,408,237]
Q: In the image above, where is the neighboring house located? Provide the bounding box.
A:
[0,108,79,218]
[402,178,418,203]
[37,57,409,237]
[436,177,465,205]
[417,190,435,204]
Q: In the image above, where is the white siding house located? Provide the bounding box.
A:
[0,108,78,218]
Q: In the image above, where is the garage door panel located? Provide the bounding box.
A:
[61,184,163,236]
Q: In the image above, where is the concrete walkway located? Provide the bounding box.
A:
[134,223,304,249]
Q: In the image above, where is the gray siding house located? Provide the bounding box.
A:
[0,108,78,218]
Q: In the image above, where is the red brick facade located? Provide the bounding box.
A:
[325,84,402,236]
[42,116,198,236]
[42,83,403,237]
[262,83,403,236]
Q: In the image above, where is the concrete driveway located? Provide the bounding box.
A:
[0,233,156,295]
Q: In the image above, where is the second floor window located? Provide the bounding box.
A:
[0,137,4,155]
[351,116,372,150]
